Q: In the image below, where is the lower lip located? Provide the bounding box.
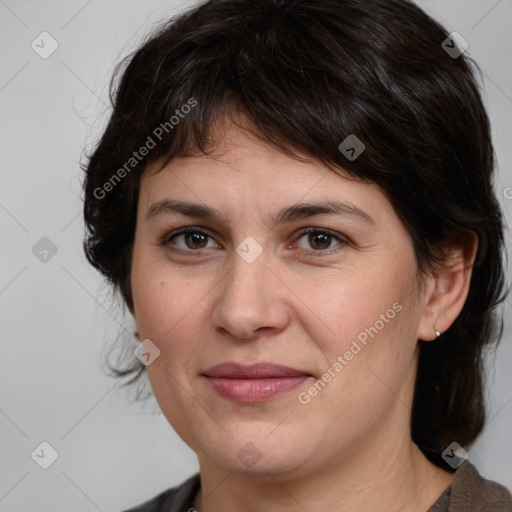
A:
[205,376,310,403]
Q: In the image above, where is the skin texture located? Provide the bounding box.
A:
[130,120,477,512]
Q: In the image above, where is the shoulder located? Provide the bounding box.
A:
[430,460,512,511]
[453,461,512,510]
[120,473,201,512]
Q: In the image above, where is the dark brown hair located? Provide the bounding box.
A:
[82,0,509,466]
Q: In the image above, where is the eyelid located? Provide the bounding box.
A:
[160,226,219,249]
[291,227,349,254]
[161,225,350,256]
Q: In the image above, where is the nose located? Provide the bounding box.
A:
[210,248,291,340]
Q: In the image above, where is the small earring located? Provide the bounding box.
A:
[435,328,441,338]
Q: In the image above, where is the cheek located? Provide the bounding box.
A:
[130,257,214,366]
[291,261,414,356]
[299,277,418,427]
[130,260,216,444]
[133,276,193,337]
[298,260,420,413]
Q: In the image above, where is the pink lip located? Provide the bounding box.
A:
[202,362,312,403]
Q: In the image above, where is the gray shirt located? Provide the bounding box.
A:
[122,461,512,511]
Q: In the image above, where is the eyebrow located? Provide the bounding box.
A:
[144,199,375,226]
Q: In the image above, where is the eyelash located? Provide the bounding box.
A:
[159,226,349,257]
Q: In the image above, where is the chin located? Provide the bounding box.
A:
[193,427,318,478]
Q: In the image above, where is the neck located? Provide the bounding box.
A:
[193,424,453,512]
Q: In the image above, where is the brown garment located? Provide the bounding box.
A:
[122,461,511,511]
[427,461,511,512]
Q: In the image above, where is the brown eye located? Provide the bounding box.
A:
[295,228,347,253]
[182,231,208,249]
[307,231,332,250]
[164,228,217,251]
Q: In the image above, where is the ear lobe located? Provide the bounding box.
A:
[417,231,478,342]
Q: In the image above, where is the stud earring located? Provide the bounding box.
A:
[435,328,441,338]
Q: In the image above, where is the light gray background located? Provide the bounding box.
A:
[1,1,511,510]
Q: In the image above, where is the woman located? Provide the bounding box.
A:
[82,0,511,510]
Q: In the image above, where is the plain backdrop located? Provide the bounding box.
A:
[1,1,511,510]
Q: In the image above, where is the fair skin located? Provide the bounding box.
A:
[129,120,477,512]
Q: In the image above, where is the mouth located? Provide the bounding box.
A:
[201,362,313,403]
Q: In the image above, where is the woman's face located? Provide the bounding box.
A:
[130,122,433,477]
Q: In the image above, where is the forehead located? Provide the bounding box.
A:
[137,121,394,228]
[141,120,365,192]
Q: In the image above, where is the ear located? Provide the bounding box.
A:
[417,231,478,341]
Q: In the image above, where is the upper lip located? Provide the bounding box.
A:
[202,362,311,379]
